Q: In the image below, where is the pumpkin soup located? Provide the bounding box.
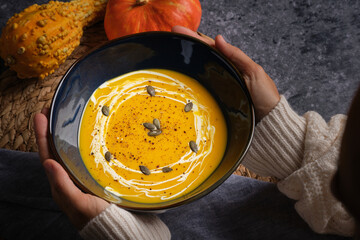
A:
[79,69,227,203]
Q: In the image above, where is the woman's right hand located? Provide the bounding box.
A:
[34,108,110,230]
[172,26,280,121]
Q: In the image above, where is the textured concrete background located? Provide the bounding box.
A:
[1,0,359,121]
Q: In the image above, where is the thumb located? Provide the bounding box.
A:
[42,159,110,230]
[43,159,83,205]
[214,35,259,76]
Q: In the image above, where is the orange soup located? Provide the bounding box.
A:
[79,69,227,203]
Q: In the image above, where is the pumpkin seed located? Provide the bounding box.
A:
[143,122,157,131]
[105,151,111,161]
[189,141,198,153]
[102,105,110,116]
[153,118,161,130]
[148,130,162,136]
[139,165,151,175]
[17,47,25,55]
[162,167,173,173]
[184,102,193,112]
[146,85,155,96]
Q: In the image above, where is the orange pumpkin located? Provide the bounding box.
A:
[104,0,202,40]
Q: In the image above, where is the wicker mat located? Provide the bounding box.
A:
[0,22,276,183]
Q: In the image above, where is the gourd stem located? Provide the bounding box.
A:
[136,0,149,6]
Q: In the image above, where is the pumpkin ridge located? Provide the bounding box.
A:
[147,4,174,30]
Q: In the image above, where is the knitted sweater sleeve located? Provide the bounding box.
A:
[242,95,355,236]
[79,204,171,240]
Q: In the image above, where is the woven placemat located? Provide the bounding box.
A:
[0,22,276,183]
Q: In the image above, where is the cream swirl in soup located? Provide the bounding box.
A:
[79,69,227,203]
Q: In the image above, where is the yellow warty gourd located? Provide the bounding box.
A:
[0,0,107,79]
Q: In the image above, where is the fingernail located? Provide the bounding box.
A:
[219,35,229,43]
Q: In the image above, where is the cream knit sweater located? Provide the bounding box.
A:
[243,95,355,236]
[80,95,355,239]
[80,204,171,239]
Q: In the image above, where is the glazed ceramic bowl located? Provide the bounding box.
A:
[49,31,254,212]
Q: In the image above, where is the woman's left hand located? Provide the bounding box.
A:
[172,26,280,121]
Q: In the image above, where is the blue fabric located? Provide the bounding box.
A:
[159,175,350,240]
[0,149,81,240]
[0,149,351,240]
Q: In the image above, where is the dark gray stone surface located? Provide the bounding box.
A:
[1,0,359,120]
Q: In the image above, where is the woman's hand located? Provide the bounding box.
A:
[172,26,280,121]
[34,108,110,230]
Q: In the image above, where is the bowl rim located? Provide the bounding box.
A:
[49,30,255,212]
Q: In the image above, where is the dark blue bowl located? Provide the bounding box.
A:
[50,31,254,212]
